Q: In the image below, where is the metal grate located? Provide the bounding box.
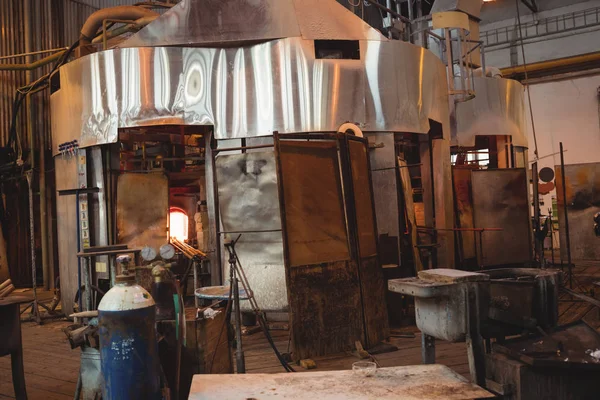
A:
[481,6,600,47]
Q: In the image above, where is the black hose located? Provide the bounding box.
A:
[231,245,295,372]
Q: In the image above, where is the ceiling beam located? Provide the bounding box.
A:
[521,0,538,13]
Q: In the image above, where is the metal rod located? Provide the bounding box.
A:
[562,287,600,309]
[218,229,282,235]
[559,142,573,288]
[362,0,411,23]
[481,42,487,77]
[477,230,484,269]
[532,162,541,266]
[549,207,555,267]
[213,144,274,154]
[456,29,466,99]
[207,134,222,285]
[26,171,41,324]
[421,334,436,364]
[0,47,67,61]
[371,163,423,172]
[417,226,503,232]
[445,29,455,93]
[424,30,444,41]
[0,50,65,71]
[73,190,82,312]
[232,268,245,373]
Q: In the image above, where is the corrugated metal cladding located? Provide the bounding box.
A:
[0,0,141,286]
[0,0,142,151]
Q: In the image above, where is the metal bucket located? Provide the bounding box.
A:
[79,346,102,400]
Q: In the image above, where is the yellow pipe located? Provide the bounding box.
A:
[0,51,65,71]
[501,52,600,77]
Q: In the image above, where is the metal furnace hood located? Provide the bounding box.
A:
[119,0,385,48]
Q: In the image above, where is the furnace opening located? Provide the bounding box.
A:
[169,207,189,241]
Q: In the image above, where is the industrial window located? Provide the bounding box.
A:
[169,208,189,241]
[314,40,360,60]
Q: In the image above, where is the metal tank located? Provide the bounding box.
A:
[98,274,161,400]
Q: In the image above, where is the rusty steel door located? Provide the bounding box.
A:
[274,132,388,360]
[471,169,531,267]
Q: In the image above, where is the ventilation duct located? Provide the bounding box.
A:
[430,0,483,20]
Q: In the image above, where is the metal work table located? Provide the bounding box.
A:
[0,295,33,399]
[188,364,494,399]
[388,269,490,386]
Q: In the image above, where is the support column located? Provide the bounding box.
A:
[432,138,455,269]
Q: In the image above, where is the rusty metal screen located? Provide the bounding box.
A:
[471,169,531,267]
[279,141,350,267]
[116,173,169,250]
[555,162,600,261]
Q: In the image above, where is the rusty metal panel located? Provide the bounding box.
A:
[452,167,476,260]
[116,172,168,250]
[279,141,350,267]
[215,151,287,311]
[471,169,531,267]
[367,134,399,235]
[287,259,364,360]
[348,140,377,258]
[555,162,600,261]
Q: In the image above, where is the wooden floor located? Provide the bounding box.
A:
[556,260,600,327]
[2,260,600,399]
[243,327,470,376]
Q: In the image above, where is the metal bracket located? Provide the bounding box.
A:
[521,0,538,13]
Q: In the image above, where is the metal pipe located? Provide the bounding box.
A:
[362,0,411,24]
[501,52,600,77]
[481,43,487,77]
[93,15,158,49]
[26,171,41,324]
[0,51,65,71]
[559,142,573,288]
[79,6,158,45]
[532,162,541,266]
[0,47,67,61]
[213,144,274,153]
[233,275,245,373]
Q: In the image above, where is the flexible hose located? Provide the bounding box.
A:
[79,6,159,45]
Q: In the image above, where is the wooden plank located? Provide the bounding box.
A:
[190,365,493,399]
[398,158,424,272]
[452,167,477,261]
[1,369,75,397]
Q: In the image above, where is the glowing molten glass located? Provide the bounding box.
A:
[169,208,188,241]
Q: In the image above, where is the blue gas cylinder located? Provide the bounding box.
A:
[98,274,161,400]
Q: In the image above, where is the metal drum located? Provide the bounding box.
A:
[98,274,161,400]
[485,268,562,331]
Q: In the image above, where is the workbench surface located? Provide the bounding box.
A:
[189,364,494,399]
